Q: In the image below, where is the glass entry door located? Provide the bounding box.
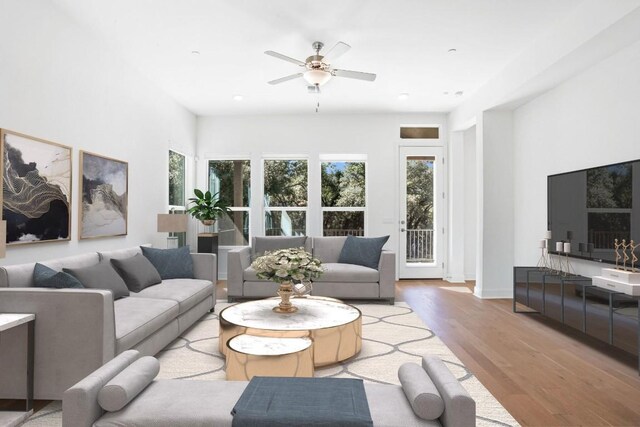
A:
[398,147,444,278]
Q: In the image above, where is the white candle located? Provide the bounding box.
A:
[545,230,552,239]
[564,242,571,253]
[539,239,546,249]
[556,242,563,252]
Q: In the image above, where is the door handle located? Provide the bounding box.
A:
[400,228,406,232]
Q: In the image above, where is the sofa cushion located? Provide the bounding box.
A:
[252,236,308,259]
[64,262,130,300]
[110,254,162,293]
[398,363,444,420]
[130,279,214,314]
[98,245,148,262]
[312,237,347,263]
[98,356,160,412]
[363,383,440,427]
[243,266,269,282]
[33,263,83,289]
[313,263,379,283]
[94,379,247,427]
[141,246,194,280]
[338,235,389,269]
[114,297,179,353]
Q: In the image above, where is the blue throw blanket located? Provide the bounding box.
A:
[231,377,373,427]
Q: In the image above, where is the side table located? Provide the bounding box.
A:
[0,313,35,426]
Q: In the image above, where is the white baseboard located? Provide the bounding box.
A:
[445,275,466,283]
[473,288,513,299]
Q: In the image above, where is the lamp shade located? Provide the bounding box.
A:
[157,214,188,233]
[303,69,332,86]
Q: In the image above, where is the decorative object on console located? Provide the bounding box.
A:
[614,238,621,269]
[1,129,71,245]
[593,267,640,296]
[622,239,630,271]
[293,280,313,297]
[79,151,128,239]
[251,247,323,313]
[630,240,638,272]
[536,239,548,271]
[157,212,188,248]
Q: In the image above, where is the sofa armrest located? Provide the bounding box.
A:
[378,250,396,300]
[0,288,116,400]
[228,247,251,299]
[63,350,141,427]
[191,253,217,282]
[422,356,475,427]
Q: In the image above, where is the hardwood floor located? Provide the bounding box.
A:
[400,280,640,427]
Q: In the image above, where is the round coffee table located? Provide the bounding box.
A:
[219,297,362,367]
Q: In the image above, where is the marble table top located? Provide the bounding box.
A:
[0,313,35,332]
[228,334,312,356]
[221,297,361,331]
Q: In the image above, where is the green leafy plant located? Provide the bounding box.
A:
[187,189,232,225]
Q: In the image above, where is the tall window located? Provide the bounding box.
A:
[263,159,308,236]
[321,161,366,236]
[209,160,251,246]
[168,150,186,208]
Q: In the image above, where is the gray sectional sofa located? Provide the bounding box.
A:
[63,349,475,427]
[0,245,216,400]
[228,236,396,304]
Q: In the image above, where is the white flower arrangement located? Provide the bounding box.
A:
[251,247,323,284]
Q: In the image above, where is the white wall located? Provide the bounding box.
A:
[513,38,640,277]
[0,0,196,265]
[197,113,448,278]
[463,126,477,280]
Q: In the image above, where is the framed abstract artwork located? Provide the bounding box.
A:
[79,151,128,239]
[1,129,72,245]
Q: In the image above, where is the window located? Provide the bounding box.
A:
[169,150,186,207]
[263,159,308,236]
[321,161,366,236]
[209,160,251,246]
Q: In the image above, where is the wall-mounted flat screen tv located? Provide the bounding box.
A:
[548,159,640,264]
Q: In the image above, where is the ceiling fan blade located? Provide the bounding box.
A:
[322,41,351,63]
[264,50,306,66]
[268,73,303,85]
[333,69,377,82]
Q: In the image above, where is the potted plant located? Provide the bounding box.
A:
[187,189,231,226]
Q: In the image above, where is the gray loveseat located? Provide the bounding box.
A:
[0,245,216,400]
[63,349,475,427]
[228,236,396,304]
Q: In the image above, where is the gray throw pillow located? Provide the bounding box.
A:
[33,263,83,289]
[63,262,130,300]
[398,362,445,420]
[338,235,389,269]
[110,254,162,293]
[140,246,194,280]
[98,356,160,412]
[253,236,308,260]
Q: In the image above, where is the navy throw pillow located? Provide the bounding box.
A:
[140,246,194,280]
[338,235,390,269]
[33,263,83,289]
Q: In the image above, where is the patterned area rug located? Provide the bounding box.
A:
[24,302,518,426]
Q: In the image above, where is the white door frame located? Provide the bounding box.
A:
[398,146,445,279]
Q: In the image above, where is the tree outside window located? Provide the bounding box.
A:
[169,150,186,207]
[264,160,307,236]
[209,160,250,246]
[321,161,365,236]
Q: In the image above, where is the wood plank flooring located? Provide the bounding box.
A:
[400,280,640,427]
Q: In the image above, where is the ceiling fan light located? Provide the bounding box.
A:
[303,69,332,86]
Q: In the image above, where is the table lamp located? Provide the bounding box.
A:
[157,214,188,249]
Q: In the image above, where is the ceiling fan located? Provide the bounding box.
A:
[265,41,377,90]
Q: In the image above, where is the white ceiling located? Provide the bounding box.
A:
[52,0,583,116]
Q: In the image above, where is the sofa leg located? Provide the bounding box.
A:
[389,298,395,305]
[227,297,235,303]
[209,308,215,313]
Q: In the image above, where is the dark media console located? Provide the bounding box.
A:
[513,267,640,373]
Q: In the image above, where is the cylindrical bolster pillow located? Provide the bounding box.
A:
[98,356,160,412]
[398,362,445,420]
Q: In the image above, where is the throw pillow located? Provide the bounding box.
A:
[338,235,389,269]
[398,362,445,420]
[98,356,160,412]
[140,246,194,280]
[63,262,130,300]
[253,236,308,260]
[33,263,83,289]
[110,254,162,293]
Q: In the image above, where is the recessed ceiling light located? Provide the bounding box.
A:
[448,48,457,54]
[454,91,464,97]
[443,91,449,95]
[398,93,410,100]
[233,95,243,101]
[191,50,200,55]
